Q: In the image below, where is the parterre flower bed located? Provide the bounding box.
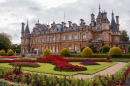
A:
[37,55,87,71]
[0,59,36,63]
[0,56,19,58]
[81,61,100,65]
[66,58,112,62]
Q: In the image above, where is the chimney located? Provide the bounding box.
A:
[21,22,25,33]
[61,22,66,28]
[68,21,72,27]
[80,19,84,25]
[116,16,119,24]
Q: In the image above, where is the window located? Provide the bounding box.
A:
[97,34,100,40]
[68,34,72,40]
[83,34,86,39]
[74,34,78,39]
[63,35,66,40]
[103,33,106,41]
[42,38,44,42]
[74,45,78,51]
[104,25,106,29]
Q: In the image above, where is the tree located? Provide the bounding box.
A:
[0,33,12,51]
[89,44,98,53]
[120,30,129,52]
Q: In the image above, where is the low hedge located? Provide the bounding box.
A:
[0,79,22,86]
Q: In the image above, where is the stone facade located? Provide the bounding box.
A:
[21,6,121,54]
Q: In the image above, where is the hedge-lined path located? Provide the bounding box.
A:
[73,62,126,79]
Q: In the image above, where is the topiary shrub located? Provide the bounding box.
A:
[60,48,70,57]
[0,50,6,56]
[102,46,110,53]
[42,48,51,57]
[128,46,130,53]
[81,47,93,58]
[109,47,122,58]
[7,49,14,56]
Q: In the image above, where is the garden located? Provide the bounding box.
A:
[0,46,130,86]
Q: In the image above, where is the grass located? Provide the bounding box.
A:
[0,62,117,76]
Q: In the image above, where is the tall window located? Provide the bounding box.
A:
[74,34,78,39]
[103,33,106,41]
[42,38,44,42]
[63,35,66,40]
[83,34,86,39]
[97,34,100,40]
[74,45,78,51]
[104,25,106,29]
[68,34,72,40]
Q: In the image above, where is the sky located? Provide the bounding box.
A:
[0,0,130,44]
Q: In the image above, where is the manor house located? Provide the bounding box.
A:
[21,5,120,54]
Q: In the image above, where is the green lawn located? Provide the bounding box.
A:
[0,62,117,76]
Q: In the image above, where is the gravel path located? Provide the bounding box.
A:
[73,62,127,79]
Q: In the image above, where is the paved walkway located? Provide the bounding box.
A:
[73,62,126,79]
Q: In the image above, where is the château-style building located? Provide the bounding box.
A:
[21,5,121,54]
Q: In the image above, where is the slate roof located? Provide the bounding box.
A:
[25,21,30,34]
[111,12,118,31]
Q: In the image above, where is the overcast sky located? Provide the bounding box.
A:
[0,0,130,44]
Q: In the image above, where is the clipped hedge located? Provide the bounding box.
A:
[81,47,93,58]
[0,50,6,56]
[109,47,122,58]
[102,46,110,53]
[0,79,20,86]
[42,48,51,57]
[7,49,14,56]
[60,48,70,57]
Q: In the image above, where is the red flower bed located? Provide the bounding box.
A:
[66,58,112,62]
[37,55,87,71]
[0,56,19,58]
[0,59,36,63]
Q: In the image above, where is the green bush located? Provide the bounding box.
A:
[0,50,6,56]
[42,48,51,57]
[109,47,122,58]
[60,48,70,57]
[81,47,93,58]
[102,46,110,53]
[7,49,14,56]
[128,46,130,53]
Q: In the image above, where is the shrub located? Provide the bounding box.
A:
[80,46,86,52]
[7,49,14,56]
[102,46,110,53]
[128,46,130,53]
[0,50,6,56]
[60,48,70,57]
[42,48,51,57]
[109,47,122,58]
[81,47,93,58]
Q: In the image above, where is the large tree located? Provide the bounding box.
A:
[120,30,129,42]
[120,30,129,52]
[0,33,12,51]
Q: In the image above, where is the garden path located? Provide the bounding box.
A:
[24,62,126,80]
[73,62,126,79]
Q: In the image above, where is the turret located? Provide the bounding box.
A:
[91,13,95,26]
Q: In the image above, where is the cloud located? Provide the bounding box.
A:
[0,0,129,44]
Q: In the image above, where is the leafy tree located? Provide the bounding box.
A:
[12,44,21,53]
[0,33,12,51]
[120,30,129,52]
[89,44,98,53]
[102,46,110,53]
